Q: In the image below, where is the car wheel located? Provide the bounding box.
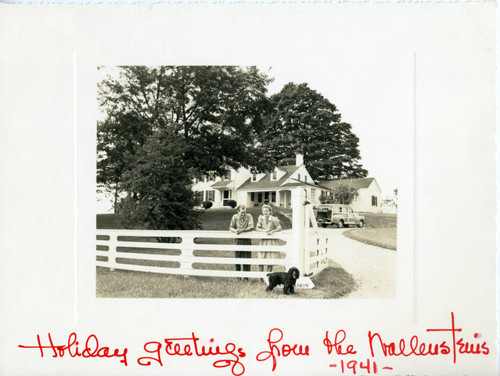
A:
[337,220,344,228]
[321,224,327,228]
[357,220,365,228]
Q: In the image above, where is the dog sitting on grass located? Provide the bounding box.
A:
[266,267,300,295]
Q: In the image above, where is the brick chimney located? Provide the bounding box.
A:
[296,153,304,166]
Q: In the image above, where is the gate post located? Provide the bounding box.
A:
[291,188,315,289]
[291,188,306,275]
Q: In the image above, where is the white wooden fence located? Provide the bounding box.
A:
[96,188,330,280]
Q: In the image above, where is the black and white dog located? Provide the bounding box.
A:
[266,267,300,295]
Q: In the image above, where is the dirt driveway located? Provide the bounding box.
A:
[317,227,397,299]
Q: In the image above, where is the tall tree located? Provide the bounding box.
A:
[98,65,272,174]
[259,82,368,181]
[97,65,272,226]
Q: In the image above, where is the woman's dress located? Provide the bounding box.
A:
[256,215,283,259]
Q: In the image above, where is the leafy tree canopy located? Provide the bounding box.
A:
[97,65,273,218]
[98,66,272,177]
[258,82,368,181]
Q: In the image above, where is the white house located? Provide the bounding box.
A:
[192,154,327,209]
[319,177,382,213]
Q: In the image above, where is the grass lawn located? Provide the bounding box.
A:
[343,226,397,250]
[198,207,292,230]
[96,260,355,299]
[97,207,292,231]
[359,212,397,228]
[340,212,397,251]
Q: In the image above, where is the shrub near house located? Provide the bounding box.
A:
[320,178,382,213]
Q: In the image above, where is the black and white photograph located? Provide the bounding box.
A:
[1,3,497,375]
[96,64,405,299]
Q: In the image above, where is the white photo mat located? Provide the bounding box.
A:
[0,3,497,375]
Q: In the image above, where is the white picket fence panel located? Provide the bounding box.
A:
[305,232,329,275]
[96,229,294,279]
[96,188,332,280]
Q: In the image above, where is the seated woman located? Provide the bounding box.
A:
[255,204,282,273]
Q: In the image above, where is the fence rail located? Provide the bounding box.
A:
[96,229,295,279]
[96,188,332,282]
[306,232,329,275]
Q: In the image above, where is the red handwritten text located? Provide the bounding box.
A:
[256,328,309,371]
[323,330,357,355]
[18,333,128,366]
[368,312,489,363]
[137,332,245,376]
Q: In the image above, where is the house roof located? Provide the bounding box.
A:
[211,180,233,189]
[320,178,377,190]
[281,179,324,189]
[237,165,302,190]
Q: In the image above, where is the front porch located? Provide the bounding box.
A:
[242,190,293,208]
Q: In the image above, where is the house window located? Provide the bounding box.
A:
[271,170,277,180]
[208,172,215,182]
[271,192,276,202]
[223,190,230,199]
[298,174,301,181]
[305,176,307,183]
[251,173,257,182]
[207,190,215,201]
[251,192,255,201]
[258,193,262,202]
[223,173,230,180]
[264,192,269,200]
[194,191,203,204]
[372,196,378,206]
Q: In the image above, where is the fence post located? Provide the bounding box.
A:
[291,188,306,275]
[291,188,316,289]
[180,235,194,271]
[109,233,118,271]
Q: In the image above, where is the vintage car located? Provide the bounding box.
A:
[316,204,365,228]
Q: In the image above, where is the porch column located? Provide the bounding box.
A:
[275,190,280,207]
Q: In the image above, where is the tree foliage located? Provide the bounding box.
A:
[320,183,358,205]
[382,188,398,209]
[117,129,200,230]
[258,82,368,181]
[97,112,151,210]
[98,66,272,175]
[97,66,272,226]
